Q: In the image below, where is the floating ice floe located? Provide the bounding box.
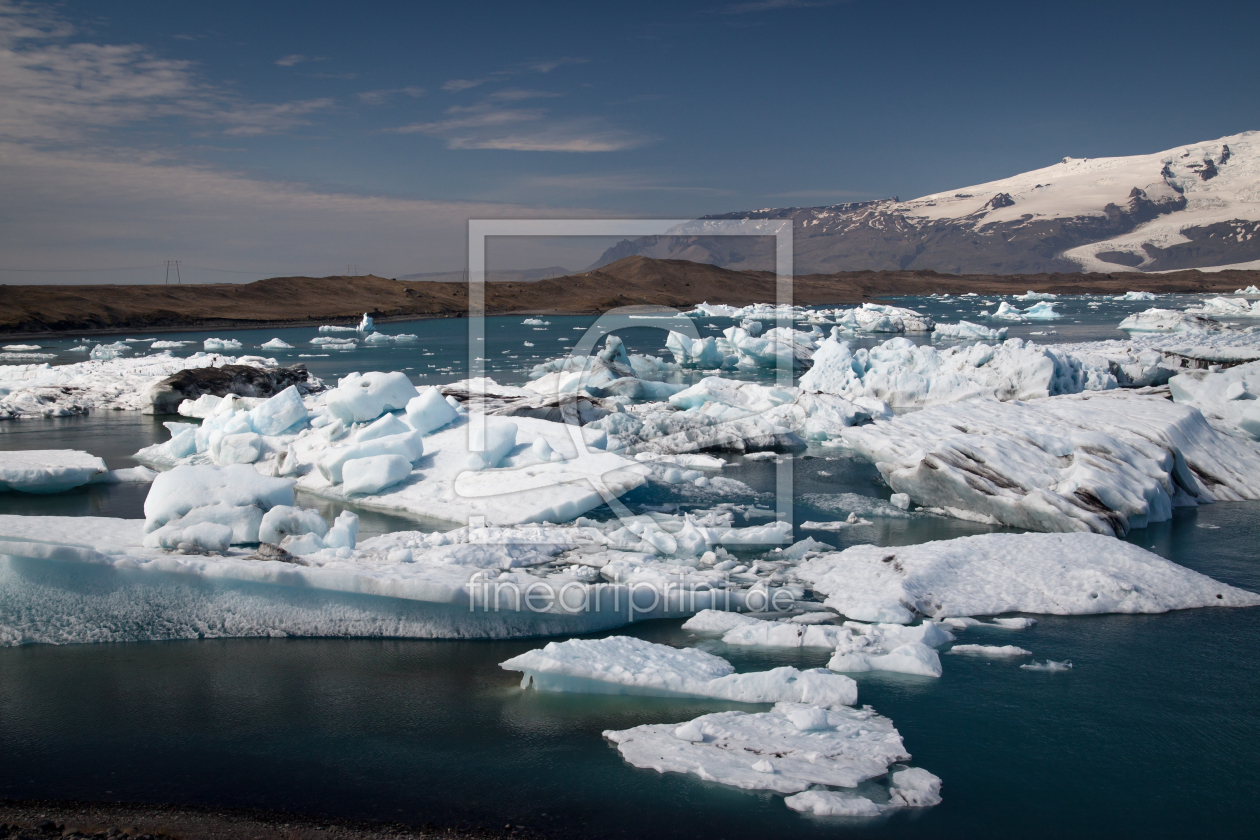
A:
[1188,296,1260,318]
[834,304,935,334]
[1021,660,1072,672]
[2,344,40,351]
[90,341,131,360]
[150,340,192,349]
[522,318,549,326]
[605,702,940,814]
[1118,308,1224,334]
[932,321,1009,341]
[947,644,1031,657]
[0,450,108,493]
[362,332,419,345]
[1115,291,1157,301]
[260,338,294,349]
[203,338,243,352]
[502,636,858,705]
[1236,285,1260,295]
[311,337,357,348]
[1015,291,1058,301]
[0,351,270,419]
[841,392,1260,533]
[987,302,1027,321]
[793,532,1260,625]
[1168,360,1260,438]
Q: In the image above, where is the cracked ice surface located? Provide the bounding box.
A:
[842,392,1260,534]
[793,532,1260,625]
[604,701,929,799]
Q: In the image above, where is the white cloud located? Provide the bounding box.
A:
[358,86,426,104]
[442,78,485,93]
[386,101,646,153]
[274,54,306,66]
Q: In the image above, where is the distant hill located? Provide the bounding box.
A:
[592,132,1260,275]
[399,266,572,283]
[3,258,1254,337]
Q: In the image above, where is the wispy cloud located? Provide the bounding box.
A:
[358,86,426,105]
[442,78,484,93]
[485,88,562,101]
[274,54,306,66]
[384,102,644,152]
[0,1,335,141]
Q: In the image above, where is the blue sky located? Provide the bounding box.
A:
[2,0,1257,281]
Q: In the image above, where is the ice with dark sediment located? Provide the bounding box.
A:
[841,391,1260,534]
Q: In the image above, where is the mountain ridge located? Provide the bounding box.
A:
[591,131,1260,275]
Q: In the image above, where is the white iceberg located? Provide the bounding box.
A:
[1022,301,1062,320]
[325,371,418,423]
[503,636,858,705]
[841,392,1260,534]
[0,450,108,493]
[785,768,942,815]
[203,338,243,351]
[1168,360,1260,439]
[1118,308,1224,334]
[932,321,1009,341]
[1115,291,1157,301]
[1188,296,1260,318]
[260,338,294,349]
[947,644,1031,657]
[605,702,924,797]
[794,532,1260,624]
[1015,291,1058,301]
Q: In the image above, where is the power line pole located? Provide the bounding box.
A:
[165,260,181,285]
[345,263,359,277]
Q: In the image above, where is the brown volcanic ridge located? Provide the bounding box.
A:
[2,255,1257,337]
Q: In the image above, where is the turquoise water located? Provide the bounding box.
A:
[2,297,1259,836]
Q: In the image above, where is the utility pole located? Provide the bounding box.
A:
[165,260,182,285]
[345,263,359,277]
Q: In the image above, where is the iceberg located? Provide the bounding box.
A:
[1022,301,1062,320]
[841,392,1260,534]
[1115,291,1157,301]
[932,321,1009,341]
[143,464,295,534]
[325,371,419,423]
[1015,291,1058,301]
[987,302,1027,321]
[0,351,286,420]
[1118,308,1224,334]
[947,644,1031,657]
[203,338,243,351]
[793,532,1260,624]
[664,332,726,368]
[0,450,108,493]
[605,702,927,798]
[502,636,858,705]
[1168,360,1260,438]
[785,768,942,815]
[1188,296,1260,318]
[260,338,294,349]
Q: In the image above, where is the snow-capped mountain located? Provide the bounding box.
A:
[592,132,1260,275]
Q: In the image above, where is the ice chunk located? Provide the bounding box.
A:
[795,532,1260,623]
[143,464,294,532]
[258,505,328,545]
[343,454,414,495]
[828,641,943,678]
[323,511,359,549]
[466,422,517,471]
[933,321,1009,341]
[665,332,725,368]
[1118,308,1223,334]
[1168,360,1260,439]
[842,392,1260,534]
[317,430,423,484]
[353,412,412,443]
[987,302,1026,321]
[358,312,374,332]
[720,620,849,649]
[0,450,108,493]
[682,609,762,634]
[1015,291,1058,301]
[1023,301,1061,320]
[405,387,459,435]
[989,617,1036,629]
[203,338,243,351]
[502,636,857,705]
[260,338,294,349]
[1115,291,1157,301]
[247,386,308,436]
[1189,296,1260,318]
[1021,659,1073,672]
[142,502,263,545]
[325,371,418,423]
[605,702,914,794]
[90,341,131,360]
[216,432,262,465]
[947,644,1031,657]
[146,521,233,554]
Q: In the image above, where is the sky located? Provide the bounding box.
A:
[1,0,1257,283]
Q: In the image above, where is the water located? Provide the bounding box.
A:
[2,295,1259,836]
